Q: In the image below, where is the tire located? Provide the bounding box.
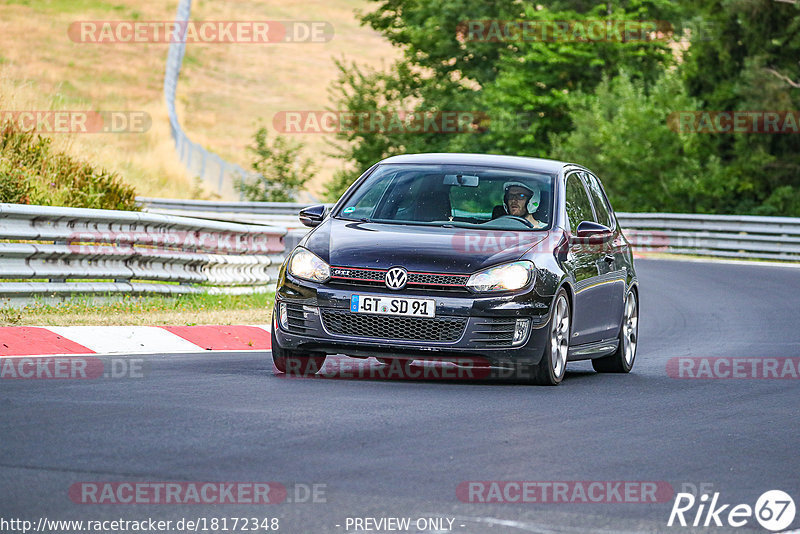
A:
[270,318,326,376]
[592,289,638,373]
[525,289,570,386]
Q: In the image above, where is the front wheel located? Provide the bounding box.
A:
[592,290,638,373]
[271,318,326,376]
[524,289,570,386]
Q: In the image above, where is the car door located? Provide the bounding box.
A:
[563,171,607,344]
[583,171,627,337]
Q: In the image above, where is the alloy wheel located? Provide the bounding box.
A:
[622,292,638,366]
[550,294,570,379]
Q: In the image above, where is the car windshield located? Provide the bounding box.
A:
[336,164,555,231]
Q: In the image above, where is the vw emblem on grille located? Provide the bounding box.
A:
[385,267,408,290]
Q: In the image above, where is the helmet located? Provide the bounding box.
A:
[503,181,540,214]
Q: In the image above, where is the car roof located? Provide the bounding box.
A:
[378,153,572,174]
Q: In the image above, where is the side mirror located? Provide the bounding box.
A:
[299,204,326,228]
[573,221,613,241]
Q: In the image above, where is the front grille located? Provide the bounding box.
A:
[409,272,469,286]
[321,309,467,342]
[330,266,469,290]
[331,268,385,283]
[469,317,517,347]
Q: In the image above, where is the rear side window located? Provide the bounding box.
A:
[565,173,594,230]
[584,172,614,228]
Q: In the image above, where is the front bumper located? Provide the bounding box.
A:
[274,275,553,366]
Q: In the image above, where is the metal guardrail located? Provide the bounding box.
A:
[138,198,800,262]
[1,201,795,303]
[617,213,800,261]
[0,203,288,298]
[138,197,320,229]
[140,197,319,214]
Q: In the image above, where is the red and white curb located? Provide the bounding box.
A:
[0,325,272,357]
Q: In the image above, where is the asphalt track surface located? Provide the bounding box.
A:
[1,259,798,533]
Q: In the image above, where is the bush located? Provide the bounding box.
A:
[0,123,139,210]
[0,157,36,204]
[235,127,315,202]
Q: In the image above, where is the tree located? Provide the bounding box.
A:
[236,127,315,203]
[681,0,800,215]
[326,0,683,199]
[483,1,680,157]
[551,71,730,213]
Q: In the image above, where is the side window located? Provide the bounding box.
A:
[584,172,614,228]
[565,173,594,230]
[343,173,394,219]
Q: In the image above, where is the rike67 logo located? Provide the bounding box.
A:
[668,490,796,531]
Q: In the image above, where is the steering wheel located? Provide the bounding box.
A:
[495,214,536,229]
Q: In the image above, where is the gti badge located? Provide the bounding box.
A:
[385,267,408,290]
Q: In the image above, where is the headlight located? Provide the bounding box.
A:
[466,260,534,293]
[287,247,330,283]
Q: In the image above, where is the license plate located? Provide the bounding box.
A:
[350,295,436,318]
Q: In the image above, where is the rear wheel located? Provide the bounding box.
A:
[592,290,638,373]
[524,289,570,386]
[271,317,326,376]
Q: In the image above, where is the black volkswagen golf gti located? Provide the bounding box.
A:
[272,153,639,385]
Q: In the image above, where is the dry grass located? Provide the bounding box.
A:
[0,0,398,199]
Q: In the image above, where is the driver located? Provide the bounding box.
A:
[503,181,546,228]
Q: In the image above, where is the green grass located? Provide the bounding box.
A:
[0,291,276,326]
[1,0,121,13]
[20,291,274,313]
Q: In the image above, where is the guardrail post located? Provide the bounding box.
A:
[218,157,225,192]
